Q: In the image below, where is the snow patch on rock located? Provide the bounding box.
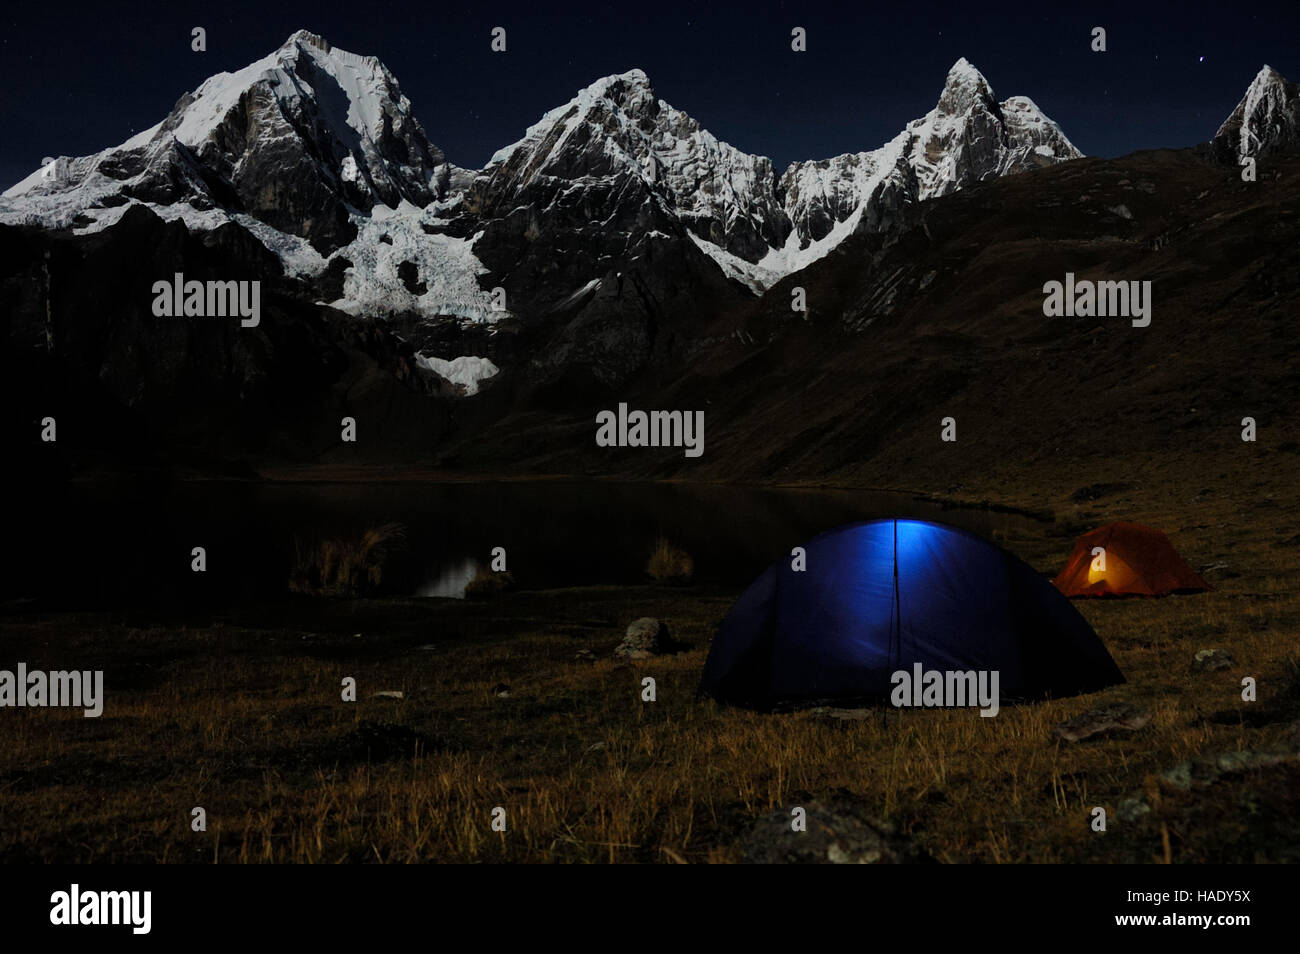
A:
[331,208,501,320]
[415,354,500,394]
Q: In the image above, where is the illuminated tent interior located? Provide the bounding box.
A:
[699,519,1125,710]
[1053,522,1211,598]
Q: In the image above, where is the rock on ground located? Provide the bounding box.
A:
[1192,648,1234,672]
[1161,746,1300,790]
[810,707,873,722]
[1053,703,1151,743]
[740,801,930,864]
[614,617,671,659]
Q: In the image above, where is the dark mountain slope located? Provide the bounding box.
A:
[5,141,1296,501]
[447,146,1299,501]
[0,206,465,477]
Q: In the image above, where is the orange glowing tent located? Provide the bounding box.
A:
[1053,522,1211,597]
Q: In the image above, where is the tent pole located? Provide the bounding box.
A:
[893,518,901,671]
[882,518,901,732]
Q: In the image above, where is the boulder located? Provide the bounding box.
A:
[614,617,671,659]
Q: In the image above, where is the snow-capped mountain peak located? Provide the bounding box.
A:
[4,31,449,253]
[766,58,1081,288]
[935,57,997,116]
[2,42,1085,312]
[1214,64,1300,161]
[483,68,657,174]
[473,67,790,262]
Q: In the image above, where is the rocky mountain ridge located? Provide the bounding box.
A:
[2,32,1085,313]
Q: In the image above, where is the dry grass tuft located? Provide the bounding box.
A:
[464,568,515,599]
[289,522,406,597]
[647,537,694,583]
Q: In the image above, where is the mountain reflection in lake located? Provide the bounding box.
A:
[417,557,485,599]
[7,480,1046,610]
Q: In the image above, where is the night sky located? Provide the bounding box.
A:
[2,0,1298,190]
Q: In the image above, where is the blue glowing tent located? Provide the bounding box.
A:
[700,519,1125,709]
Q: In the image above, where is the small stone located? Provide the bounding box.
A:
[1052,703,1151,743]
[740,801,928,864]
[1116,797,1152,823]
[815,707,872,722]
[1192,648,1234,672]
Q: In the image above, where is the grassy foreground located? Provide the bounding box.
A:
[1,481,1297,864]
